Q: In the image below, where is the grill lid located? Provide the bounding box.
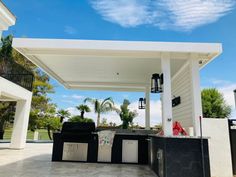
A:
[61,122,95,133]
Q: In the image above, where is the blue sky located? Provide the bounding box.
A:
[3,0,236,125]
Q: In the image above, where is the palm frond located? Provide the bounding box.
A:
[101,97,114,106]
[84,97,95,104]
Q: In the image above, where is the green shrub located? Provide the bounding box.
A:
[69,115,94,123]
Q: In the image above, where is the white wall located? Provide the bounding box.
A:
[172,63,193,128]
[202,118,233,177]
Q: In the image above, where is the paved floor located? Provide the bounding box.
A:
[0,143,156,177]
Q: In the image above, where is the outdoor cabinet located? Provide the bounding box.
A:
[149,135,211,177]
[122,140,138,163]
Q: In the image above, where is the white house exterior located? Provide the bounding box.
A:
[0,1,15,38]
[0,1,32,149]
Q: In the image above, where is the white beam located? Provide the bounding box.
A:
[10,99,32,149]
[12,38,222,55]
[190,54,202,136]
[161,53,173,136]
[145,86,150,130]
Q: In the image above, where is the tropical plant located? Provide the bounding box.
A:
[117,99,138,129]
[57,109,71,122]
[84,97,115,126]
[69,116,94,123]
[201,88,231,118]
[76,104,90,119]
[109,122,117,127]
[100,118,109,127]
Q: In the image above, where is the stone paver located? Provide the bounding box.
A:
[0,143,156,177]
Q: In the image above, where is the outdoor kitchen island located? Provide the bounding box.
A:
[52,122,211,177]
[52,122,149,164]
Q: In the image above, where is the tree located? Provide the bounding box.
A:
[0,102,15,139]
[0,35,56,139]
[57,109,71,123]
[201,88,231,118]
[39,104,61,140]
[0,36,17,139]
[84,97,115,126]
[117,99,138,129]
[0,35,14,72]
[43,117,61,140]
[76,104,90,119]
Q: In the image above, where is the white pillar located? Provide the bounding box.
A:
[190,54,202,136]
[161,53,173,136]
[10,99,31,149]
[145,86,150,130]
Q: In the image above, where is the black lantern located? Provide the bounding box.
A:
[138,98,146,109]
[151,73,163,93]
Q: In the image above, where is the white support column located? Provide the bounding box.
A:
[190,54,202,136]
[10,99,31,149]
[145,86,150,130]
[161,53,173,136]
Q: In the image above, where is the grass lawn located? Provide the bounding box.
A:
[3,128,50,140]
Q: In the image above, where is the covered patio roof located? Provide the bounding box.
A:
[12,38,222,91]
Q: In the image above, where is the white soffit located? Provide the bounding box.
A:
[0,1,16,30]
[12,38,222,91]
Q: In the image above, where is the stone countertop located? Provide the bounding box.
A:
[55,131,209,139]
[92,132,149,136]
[148,134,210,139]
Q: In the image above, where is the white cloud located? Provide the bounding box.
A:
[64,25,77,35]
[90,0,235,31]
[62,94,84,100]
[90,0,150,27]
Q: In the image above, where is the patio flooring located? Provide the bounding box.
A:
[0,143,156,177]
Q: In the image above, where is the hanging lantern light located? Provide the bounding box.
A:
[138,98,146,109]
[234,89,236,108]
[151,73,163,93]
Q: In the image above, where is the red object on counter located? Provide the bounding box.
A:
[159,121,188,136]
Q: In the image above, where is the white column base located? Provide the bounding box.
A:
[10,99,32,149]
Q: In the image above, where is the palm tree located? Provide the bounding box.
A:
[84,97,115,126]
[76,104,91,119]
[57,109,71,123]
